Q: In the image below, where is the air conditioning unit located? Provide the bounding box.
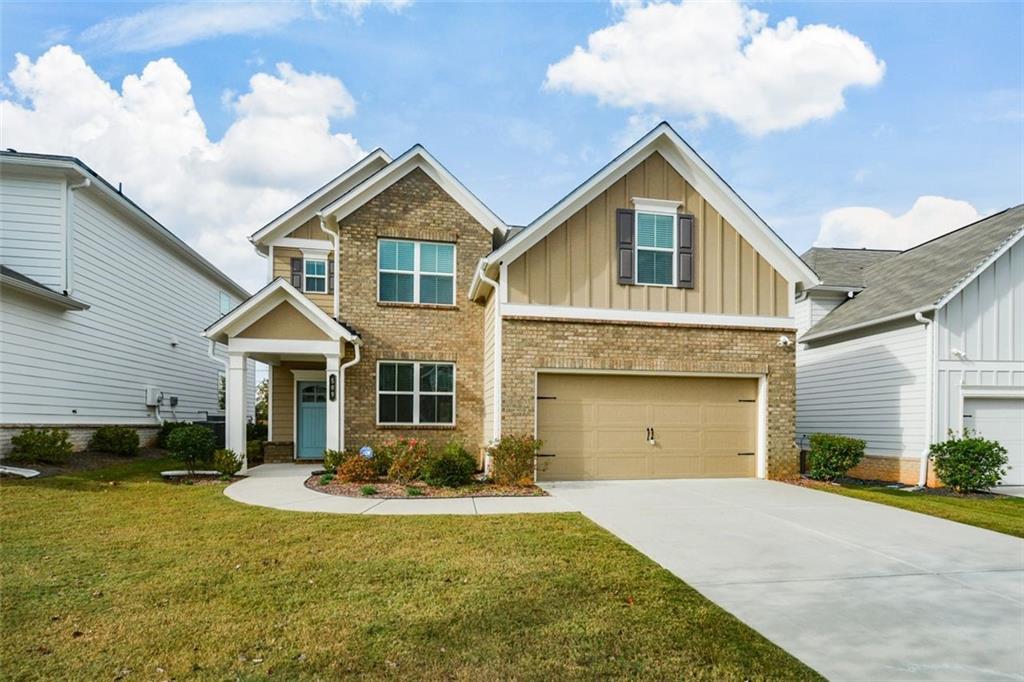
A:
[145,387,163,407]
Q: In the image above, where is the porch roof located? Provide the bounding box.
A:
[204,278,361,345]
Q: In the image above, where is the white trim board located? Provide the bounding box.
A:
[485,122,818,288]
[501,303,796,330]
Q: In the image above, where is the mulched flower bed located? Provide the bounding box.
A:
[792,475,1002,499]
[305,475,547,499]
[163,474,243,486]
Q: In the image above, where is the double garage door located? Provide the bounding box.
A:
[536,373,758,481]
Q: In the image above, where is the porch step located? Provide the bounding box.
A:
[264,441,294,464]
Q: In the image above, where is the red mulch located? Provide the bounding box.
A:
[305,475,546,499]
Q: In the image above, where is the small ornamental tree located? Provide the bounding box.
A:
[930,430,1008,494]
[166,424,216,474]
[807,433,865,482]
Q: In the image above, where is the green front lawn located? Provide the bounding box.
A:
[811,482,1024,538]
[1,458,818,680]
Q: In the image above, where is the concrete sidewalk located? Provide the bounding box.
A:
[542,478,1024,681]
[224,463,576,515]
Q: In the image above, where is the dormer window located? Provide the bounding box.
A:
[304,258,327,293]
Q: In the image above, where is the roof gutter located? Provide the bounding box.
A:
[915,312,935,488]
[799,305,936,344]
[0,271,90,310]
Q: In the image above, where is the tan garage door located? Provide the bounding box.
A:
[536,373,758,481]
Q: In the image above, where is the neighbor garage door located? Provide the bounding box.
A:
[536,373,758,481]
[964,397,1024,486]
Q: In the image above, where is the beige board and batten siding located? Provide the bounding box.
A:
[505,151,790,317]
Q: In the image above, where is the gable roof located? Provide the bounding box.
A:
[0,151,249,300]
[204,278,360,344]
[248,149,392,249]
[801,247,899,289]
[802,204,1024,342]
[320,145,506,236]
[482,121,819,289]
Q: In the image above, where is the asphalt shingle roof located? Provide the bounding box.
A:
[804,205,1024,339]
[801,247,899,288]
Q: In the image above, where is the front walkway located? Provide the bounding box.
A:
[541,479,1024,682]
[224,464,576,515]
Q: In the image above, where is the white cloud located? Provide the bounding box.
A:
[816,196,981,250]
[80,2,305,52]
[80,0,413,53]
[1,45,366,290]
[545,0,885,135]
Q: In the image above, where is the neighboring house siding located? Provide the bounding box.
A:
[796,320,928,456]
[505,151,790,317]
[795,292,844,336]
[934,239,1024,437]
[0,181,252,444]
[0,171,66,290]
[482,293,496,444]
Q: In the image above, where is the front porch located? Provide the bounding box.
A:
[204,279,362,472]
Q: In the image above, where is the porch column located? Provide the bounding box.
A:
[325,353,341,452]
[227,350,249,473]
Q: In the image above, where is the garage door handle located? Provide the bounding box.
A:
[737,452,755,456]
[536,453,556,458]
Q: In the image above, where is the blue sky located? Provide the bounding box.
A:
[2,1,1021,291]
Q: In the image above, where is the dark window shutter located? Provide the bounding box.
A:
[677,214,695,289]
[616,209,635,285]
[328,258,335,293]
[290,257,303,289]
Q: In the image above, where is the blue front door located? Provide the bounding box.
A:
[296,381,327,459]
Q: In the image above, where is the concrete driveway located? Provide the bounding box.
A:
[542,479,1024,681]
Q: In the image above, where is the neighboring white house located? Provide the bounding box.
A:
[796,205,1024,486]
[0,151,255,454]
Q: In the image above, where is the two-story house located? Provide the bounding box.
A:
[0,152,254,453]
[206,123,820,479]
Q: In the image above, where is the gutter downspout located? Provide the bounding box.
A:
[915,312,934,487]
[318,213,340,320]
[66,175,91,295]
[338,341,362,450]
[476,260,502,475]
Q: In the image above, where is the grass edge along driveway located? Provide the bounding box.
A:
[1,457,820,680]
[805,481,1024,538]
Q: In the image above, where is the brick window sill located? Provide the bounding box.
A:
[377,424,457,430]
[377,301,460,312]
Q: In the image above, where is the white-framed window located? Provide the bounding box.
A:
[635,211,676,286]
[378,239,455,305]
[377,361,455,425]
[219,291,232,315]
[304,258,327,293]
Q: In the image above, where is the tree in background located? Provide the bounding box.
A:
[255,378,268,424]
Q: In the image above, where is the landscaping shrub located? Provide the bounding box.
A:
[807,433,865,482]
[385,438,431,483]
[930,430,1008,494]
[336,453,378,483]
[360,485,378,496]
[246,439,264,462]
[319,473,334,485]
[88,426,139,457]
[156,421,190,449]
[357,445,391,477]
[212,449,243,477]
[166,424,216,473]
[246,421,268,442]
[7,427,73,464]
[422,440,477,487]
[488,435,541,486]
[322,449,347,473]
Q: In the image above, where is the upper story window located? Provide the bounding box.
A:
[219,291,232,315]
[304,258,327,293]
[378,239,455,306]
[635,212,676,286]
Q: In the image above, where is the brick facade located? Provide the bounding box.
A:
[846,454,939,487]
[500,317,800,479]
[266,168,491,454]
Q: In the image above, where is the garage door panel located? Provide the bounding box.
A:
[964,397,1024,486]
[537,373,758,481]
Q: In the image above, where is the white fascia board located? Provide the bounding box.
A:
[934,226,1024,309]
[485,122,820,289]
[204,278,358,344]
[1,154,251,300]
[500,303,796,330]
[249,149,392,246]
[798,305,935,343]
[0,273,90,310]
[271,237,334,251]
[321,145,507,236]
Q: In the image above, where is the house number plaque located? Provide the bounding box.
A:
[329,374,337,402]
